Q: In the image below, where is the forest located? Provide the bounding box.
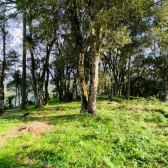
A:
[0,0,168,167]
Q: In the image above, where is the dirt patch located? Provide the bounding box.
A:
[18,121,51,134]
[107,102,120,106]
[136,104,147,108]
[129,107,138,111]
[129,104,148,111]
[0,121,51,147]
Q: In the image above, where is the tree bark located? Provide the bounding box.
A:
[22,8,27,109]
[18,87,21,105]
[38,39,56,107]
[87,0,102,114]
[127,54,131,100]
[88,51,100,114]
[15,86,17,107]
[165,78,168,101]
[27,13,39,108]
[110,70,113,101]
[70,0,88,110]
[38,52,50,108]
[0,83,4,115]
[45,65,49,106]
[0,22,6,115]
[165,89,168,102]
[79,52,88,110]
[59,80,63,101]
[30,48,39,108]
[72,76,77,100]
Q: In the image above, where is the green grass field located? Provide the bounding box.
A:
[0,96,168,168]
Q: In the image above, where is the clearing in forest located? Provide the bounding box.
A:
[0,96,168,168]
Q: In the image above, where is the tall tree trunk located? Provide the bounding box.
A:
[164,78,168,101]
[165,89,168,102]
[63,81,67,101]
[79,52,88,110]
[38,58,49,108]
[127,54,131,100]
[15,86,17,107]
[88,51,100,114]
[44,43,51,106]
[71,0,88,110]
[18,87,20,105]
[30,49,39,108]
[67,72,70,101]
[59,81,63,101]
[72,76,77,100]
[38,40,54,107]
[45,66,49,106]
[38,86,44,108]
[0,22,6,115]
[28,16,39,108]
[110,70,113,101]
[0,85,4,115]
[87,0,102,114]
[22,8,27,109]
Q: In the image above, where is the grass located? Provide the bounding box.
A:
[0,96,168,168]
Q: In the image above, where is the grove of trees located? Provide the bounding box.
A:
[0,0,168,115]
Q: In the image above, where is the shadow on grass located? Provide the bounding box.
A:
[1,113,87,126]
[97,95,126,103]
[26,114,80,123]
[112,98,124,103]
[0,148,66,168]
[83,134,98,140]
[48,98,80,106]
[0,114,22,121]
[97,97,109,101]
[2,100,81,123]
[144,108,168,118]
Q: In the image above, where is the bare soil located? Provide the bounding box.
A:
[0,121,51,147]
[107,102,120,106]
[129,104,148,111]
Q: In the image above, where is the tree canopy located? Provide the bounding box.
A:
[0,0,168,114]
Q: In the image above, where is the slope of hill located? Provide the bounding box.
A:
[0,96,168,167]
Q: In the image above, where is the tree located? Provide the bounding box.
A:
[0,5,7,115]
[25,0,59,108]
[21,0,27,109]
[6,70,22,106]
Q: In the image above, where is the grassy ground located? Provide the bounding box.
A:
[0,96,168,168]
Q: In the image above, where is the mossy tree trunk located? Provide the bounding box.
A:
[87,0,102,115]
[71,0,88,110]
[79,52,88,110]
[88,28,102,114]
